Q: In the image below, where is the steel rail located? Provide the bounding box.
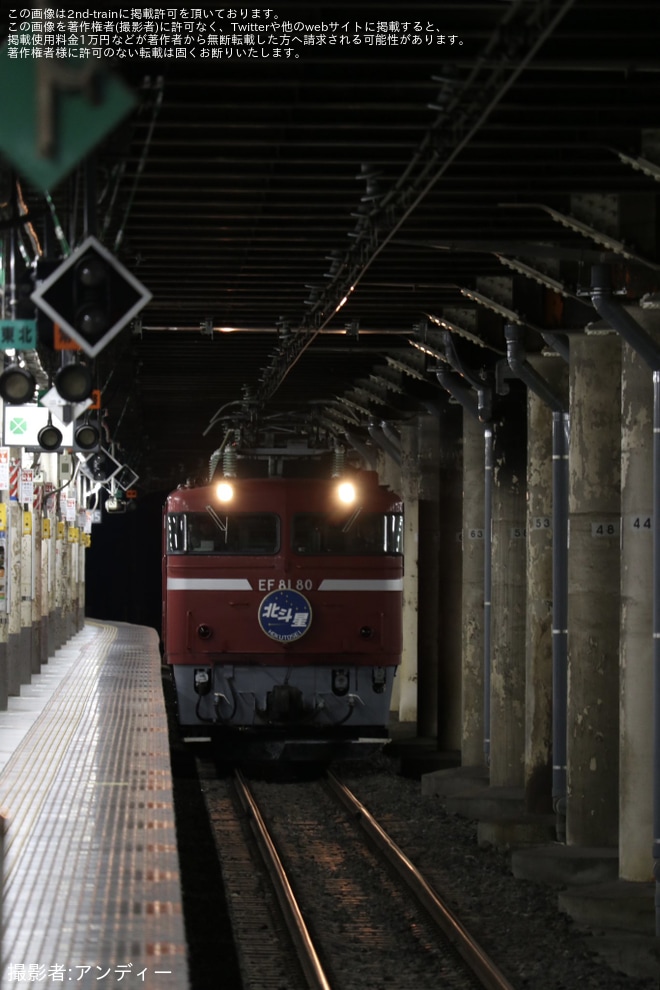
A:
[325,771,517,990]
[233,769,333,990]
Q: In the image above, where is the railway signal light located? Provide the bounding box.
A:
[80,446,122,483]
[31,236,152,357]
[55,360,93,403]
[115,464,139,492]
[75,252,109,341]
[74,415,101,451]
[37,414,63,452]
[0,364,36,404]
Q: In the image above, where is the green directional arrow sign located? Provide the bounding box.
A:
[0,46,135,191]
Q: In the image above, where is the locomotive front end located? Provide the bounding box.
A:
[162,471,403,759]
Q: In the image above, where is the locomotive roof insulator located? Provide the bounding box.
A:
[331,445,345,478]
[222,444,238,478]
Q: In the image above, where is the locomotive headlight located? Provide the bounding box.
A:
[216,481,234,502]
[336,481,356,504]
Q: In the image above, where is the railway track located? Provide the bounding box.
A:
[200,762,518,990]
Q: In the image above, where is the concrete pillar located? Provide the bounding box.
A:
[375,448,404,713]
[8,498,23,695]
[72,471,84,631]
[0,613,7,709]
[77,485,87,631]
[417,414,440,737]
[47,501,58,655]
[461,411,486,766]
[77,537,86,631]
[376,445,401,494]
[20,505,35,678]
[489,390,527,788]
[62,525,73,643]
[70,523,80,634]
[40,511,50,662]
[399,423,419,723]
[620,329,657,879]
[567,333,621,848]
[436,403,463,752]
[0,491,8,709]
[32,493,43,669]
[525,355,567,813]
[55,518,64,650]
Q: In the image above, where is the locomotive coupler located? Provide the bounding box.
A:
[259,683,308,723]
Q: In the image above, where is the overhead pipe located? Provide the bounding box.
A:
[591,266,660,371]
[435,351,494,766]
[542,331,570,364]
[380,420,402,455]
[435,367,479,419]
[590,265,660,935]
[505,323,569,840]
[367,421,402,466]
[441,332,493,423]
[505,326,564,415]
[344,431,378,471]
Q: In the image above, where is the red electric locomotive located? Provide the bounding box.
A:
[162,469,403,759]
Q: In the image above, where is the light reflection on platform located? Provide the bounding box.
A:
[0,621,189,989]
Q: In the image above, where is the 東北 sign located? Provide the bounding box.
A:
[0,320,38,351]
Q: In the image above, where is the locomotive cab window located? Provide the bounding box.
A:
[166,511,279,554]
[292,511,403,555]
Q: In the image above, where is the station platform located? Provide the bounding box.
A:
[0,620,189,989]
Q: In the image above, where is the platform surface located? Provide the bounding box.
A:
[0,621,189,989]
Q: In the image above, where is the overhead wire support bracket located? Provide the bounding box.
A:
[248,0,578,413]
[499,202,660,271]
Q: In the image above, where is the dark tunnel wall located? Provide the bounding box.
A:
[84,490,167,639]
